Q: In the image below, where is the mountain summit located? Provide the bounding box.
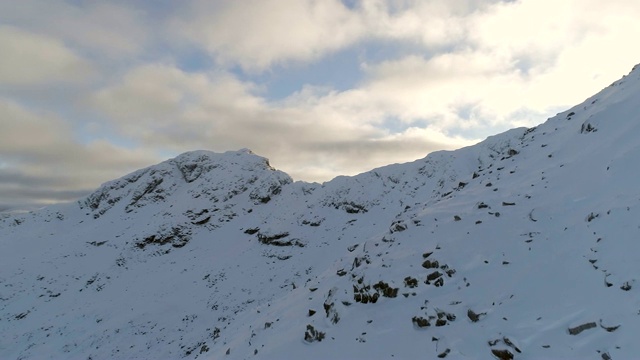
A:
[2,64,640,359]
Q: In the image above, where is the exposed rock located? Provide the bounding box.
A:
[422,260,440,269]
[568,322,597,335]
[412,316,430,328]
[404,276,419,288]
[491,349,514,360]
[257,232,305,247]
[437,349,451,358]
[426,271,442,283]
[304,325,325,343]
[390,220,407,233]
[135,225,192,250]
[467,309,485,323]
[599,320,620,332]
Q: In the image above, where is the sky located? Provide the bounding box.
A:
[1,0,640,212]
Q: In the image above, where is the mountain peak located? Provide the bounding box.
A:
[80,149,291,219]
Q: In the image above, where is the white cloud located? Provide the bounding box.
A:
[171,0,510,71]
[0,26,92,86]
[464,0,640,111]
[86,63,473,181]
[358,0,498,45]
[3,0,640,211]
[174,0,365,71]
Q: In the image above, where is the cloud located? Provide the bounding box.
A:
[170,0,513,71]
[0,98,160,211]
[464,0,640,110]
[0,1,150,58]
[357,0,501,45]
[85,63,474,182]
[3,0,640,212]
[0,26,92,86]
[173,0,365,71]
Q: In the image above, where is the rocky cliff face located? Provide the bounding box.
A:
[2,65,640,360]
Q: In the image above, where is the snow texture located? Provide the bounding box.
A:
[2,65,640,359]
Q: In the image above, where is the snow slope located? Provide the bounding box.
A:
[2,64,640,360]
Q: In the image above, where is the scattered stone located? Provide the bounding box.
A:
[437,349,451,358]
[503,337,521,353]
[467,309,484,323]
[454,215,462,221]
[445,269,456,277]
[304,324,325,343]
[308,309,316,317]
[87,240,107,247]
[491,349,514,360]
[426,271,442,283]
[412,316,430,328]
[257,232,305,247]
[422,260,440,269]
[568,322,597,335]
[404,276,419,288]
[192,216,211,225]
[14,311,30,320]
[390,221,407,233]
[605,276,613,287]
[599,320,620,332]
[621,282,632,291]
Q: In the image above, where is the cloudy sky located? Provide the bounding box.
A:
[1,0,640,212]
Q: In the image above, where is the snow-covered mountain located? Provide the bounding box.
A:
[2,64,640,360]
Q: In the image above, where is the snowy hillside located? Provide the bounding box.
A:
[2,64,640,360]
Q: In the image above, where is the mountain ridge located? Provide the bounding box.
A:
[1,64,640,359]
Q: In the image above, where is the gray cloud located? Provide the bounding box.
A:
[0,0,150,58]
[0,26,93,87]
[0,98,161,210]
[2,0,640,212]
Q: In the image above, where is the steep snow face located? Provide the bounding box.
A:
[1,64,640,360]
